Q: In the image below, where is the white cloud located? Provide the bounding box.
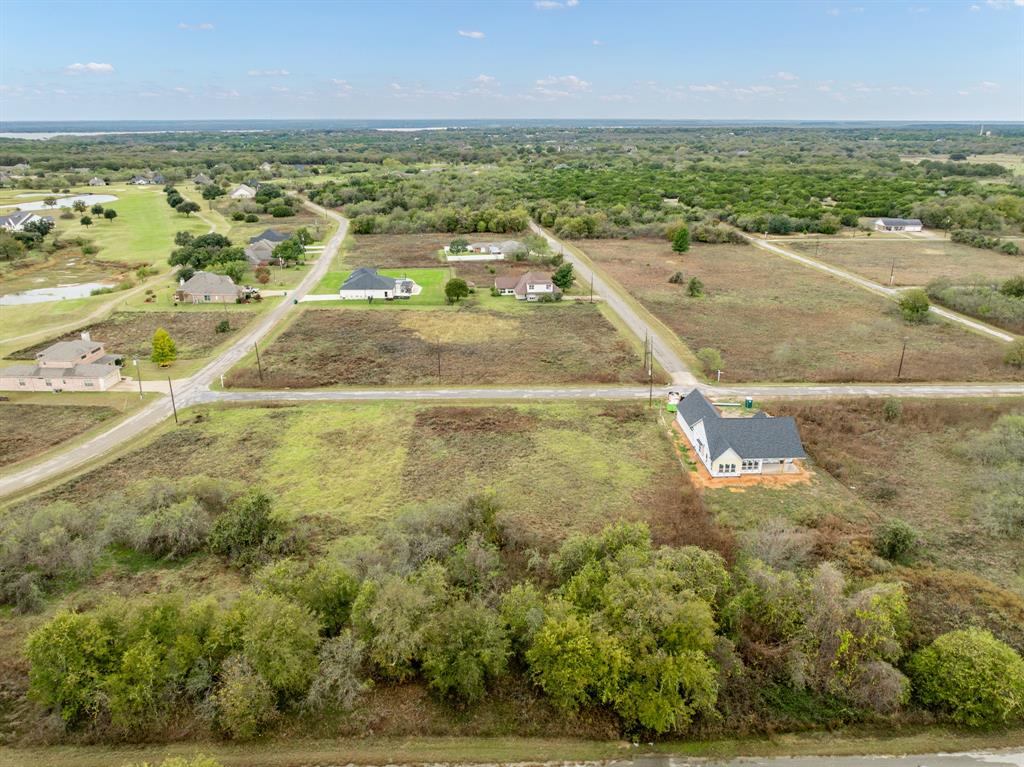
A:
[537,74,590,91]
[983,0,1024,8]
[689,84,721,93]
[600,93,634,102]
[970,4,981,9]
[458,29,485,39]
[773,71,799,81]
[177,21,214,30]
[330,78,353,95]
[979,80,1000,91]
[271,86,290,93]
[592,39,604,46]
[535,0,579,8]
[826,7,841,15]
[173,86,190,94]
[64,62,114,75]
[248,69,289,76]
[473,74,497,85]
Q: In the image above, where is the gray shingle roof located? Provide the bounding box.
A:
[877,217,922,227]
[678,389,806,461]
[248,229,290,244]
[340,267,397,292]
[36,340,102,363]
[179,271,239,295]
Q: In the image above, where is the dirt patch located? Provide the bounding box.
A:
[0,403,119,467]
[576,238,1023,383]
[226,305,651,388]
[9,311,256,361]
[415,406,537,435]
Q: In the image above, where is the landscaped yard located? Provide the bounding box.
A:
[314,267,452,305]
[786,238,1023,286]
[575,238,1023,383]
[225,302,660,387]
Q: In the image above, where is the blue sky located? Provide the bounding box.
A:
[1,0,1021,121]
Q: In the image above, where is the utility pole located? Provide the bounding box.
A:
[133,358,143,400]
[896,338,908,380]
[437,338,442,382]
[889,258,896,287]
[254,342,264,382]
[167,377,179,425]
[589,273,594,304]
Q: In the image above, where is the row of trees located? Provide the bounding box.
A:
[15,487,1024,741]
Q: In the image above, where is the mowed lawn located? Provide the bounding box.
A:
[787,238,1024,286]
[225,302,658,387]
[576,238,1023,383]
[36,400,693,545]
[314,267,452,305]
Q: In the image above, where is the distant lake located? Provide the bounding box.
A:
[2,194,118,211]
[0,282,113,305]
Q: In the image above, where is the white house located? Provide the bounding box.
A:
[230,184,257,200]
[0,211,53,233]
[675,389,807,478]
[338,267,420,301]
[874,217,923,233]
[493,271,560,301]
[88,177,107,187]
[0,333,122,392]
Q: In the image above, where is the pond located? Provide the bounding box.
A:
[0,282,114,305]
[2,194,119,211]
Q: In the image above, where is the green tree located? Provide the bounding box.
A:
[79,215,93,228]
[254,265,271,284]
[687,276,704,297]
[0,233,26,261]
[552,262,574,291]
[672,225,690,253]
[444,277,470,304]
[72,199,87,213]
[421,600,509,703]
[103,208,118,222]
[150,327,177,366]
[899,288,930,323]
[1001,275,1024,298]
[272,238,304,265]
[219,261,246,285]
[1005,339,1024,369]
[696,347,723,375]
[449,237,469,253]
[202,185,225,201]
[176,201,201,217]
[230,592,321,698]
[90,203,104,215]
[909,628,1024,726]
[208,490,283,567]
[212,656,276,740]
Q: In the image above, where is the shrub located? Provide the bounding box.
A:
[127,497,211,559]
[231,211,246,221]
[208,491,284,568]
[304,631,371,713]
[269,205,293,218]
[898,288,930,323]
[908,628,1024,726]
[444,277,470,304]
[421,600,509,703]
[215,318,231,333]
[255,558,360,635]
[696,347,723,375]
[499,582,547,651]
[874,518,921,564]
[687,276,704,297]
[668,271,685,285]
[213,656,276,739]
[671,225,690,253]
[1006,339,1024,369]
[882,398,902,422]
[244,213,259,223]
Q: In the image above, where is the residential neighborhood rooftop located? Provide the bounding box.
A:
[677,389,807,462]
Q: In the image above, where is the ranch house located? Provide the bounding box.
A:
[338,267,421,301]
[0,333,122,392]
[675,389,807,478]
[874,217,923,233]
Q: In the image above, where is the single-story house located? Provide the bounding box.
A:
[175,271,242,304]
[874,217,923,233]
[230,184,257,200]
[494,271,560,301]
[338,267,420,301]
[129,174,163,185]
[88,177,107,186]
[248,229,290,245]
[193,173,213,186]
[259,161,273,172]
[151,173,166,185]
[675,389,807,478]
[446,239,527,261]
[0,211,53,232]
[0,332,122,392]
[244,239,277,266]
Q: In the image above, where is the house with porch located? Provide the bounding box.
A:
[175,271,242,304]
[675,389,807,478]
[493,271,560,301]
[0,333,122,392]
[874,217,923,233]
[338,268,420,300]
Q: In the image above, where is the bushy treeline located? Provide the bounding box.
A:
[18,489,1024,741]
[926,276,1024,333]
[950,228,1021,255]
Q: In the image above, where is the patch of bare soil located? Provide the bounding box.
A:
[0,404,119,467]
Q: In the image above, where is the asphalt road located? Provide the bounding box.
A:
[0,201,347,500]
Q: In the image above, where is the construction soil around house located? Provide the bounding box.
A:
[225,303,661,388]
[8,310,257,361]
[667,417,813,490]
[344,232,527,270]
[574,238,1023,383]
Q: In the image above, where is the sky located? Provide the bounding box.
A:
[1,0,1021,122]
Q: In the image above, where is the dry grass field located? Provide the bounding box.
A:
[226,303,659,387]
[0,403,119,467]
[787,238,1023,286]
[575,238,1022,383]
[9,310,256,362]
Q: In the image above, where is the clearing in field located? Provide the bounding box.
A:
[0,400,120,467]
[576,238,1022,383]
[786,238,1023,286]
[341,232,523,270]
[225,303,658,387]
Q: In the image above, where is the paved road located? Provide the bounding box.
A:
[744,234,1017,343]
[529,220,699,387]
[0,201,348,500]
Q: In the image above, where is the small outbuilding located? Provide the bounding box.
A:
[874,217,923,233]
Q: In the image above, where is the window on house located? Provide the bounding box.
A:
[84,381,94,387]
